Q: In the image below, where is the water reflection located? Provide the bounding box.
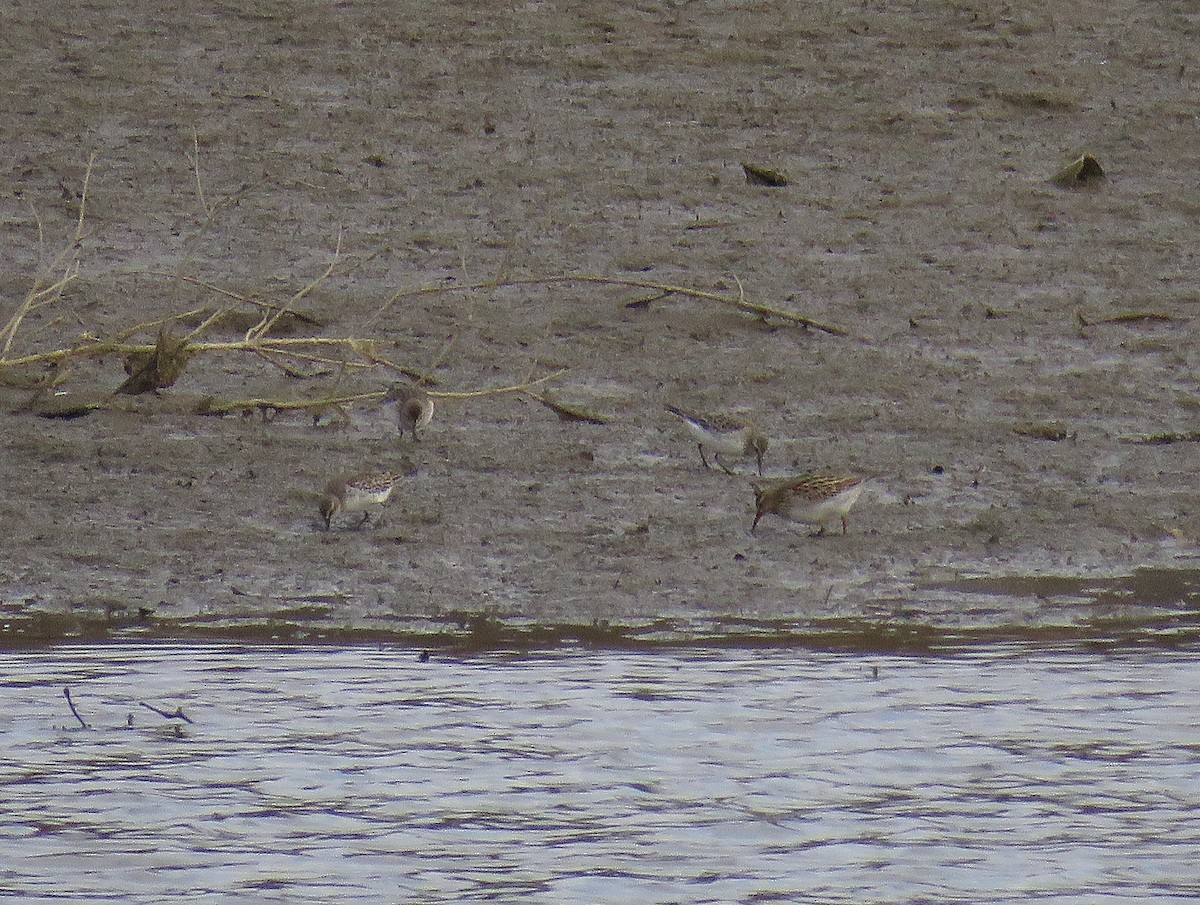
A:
[1,644,1197,903]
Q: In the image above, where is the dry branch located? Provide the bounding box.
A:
[139,701,195,724]
[1,335,364,370]
[3,250,853,412]
[1076,310,1174,328]
[123,271,323,326]
[64,687,89,730]
[1121,430,1200,445]
[246,228,342,342]
[0,155,95,359]
[431,369,568,400]
[194,369,566,418]
[524,390,609,424]
[188,127,212,219]
[370,273,857,338]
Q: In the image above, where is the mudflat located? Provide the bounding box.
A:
[2,2,1198,646]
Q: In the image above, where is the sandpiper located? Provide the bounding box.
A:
[665,404,768,476]
[319,471,404,530]
[385,383,434,441]
[751,473,868,536]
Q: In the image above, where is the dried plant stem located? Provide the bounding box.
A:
[374,273,856,338]
[0,334,446,388]
[245,228,342,342]
[0,263,79,358]
[64,687,89,730]
[183,307,233,342]
[127,271,255,304]
[188,127,212,219]
[0,335,369,370]
[431,368,567,400]
[0,155,95,359]
[2,265,852,386]
[140,701,194,724]
[113,307,211,343]
[121,271,325,326]
[252,348,309,378]
[197,369,566,416]
[198,390,384,416]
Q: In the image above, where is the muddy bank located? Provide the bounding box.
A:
[2,1,1199,646]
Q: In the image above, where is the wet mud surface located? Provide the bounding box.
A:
[2,1,1199,647]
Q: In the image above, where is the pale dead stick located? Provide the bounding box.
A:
[195,369,567,415]
[366,273,858,338]
[0,154,96,358]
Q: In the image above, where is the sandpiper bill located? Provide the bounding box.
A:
[385,383,434,441]
[665,404,768,476]
[319,471,404,530]
[751,473,868,536]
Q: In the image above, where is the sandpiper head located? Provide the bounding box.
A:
[319,494,341,531]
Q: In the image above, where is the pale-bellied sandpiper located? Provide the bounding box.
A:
[751,473,869,536]
[319,471,404,530]
[665,404,768,476]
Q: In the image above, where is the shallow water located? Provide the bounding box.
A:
[1,643,1198,904]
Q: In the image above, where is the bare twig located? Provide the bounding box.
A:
[74,152,94,244]
[0,335,378,370]
[0,262,79,358]
[432,369,568,400]
[196,390,381,417]
[124,271,321,324]
[249,348,307,377]
[64,687,89,729]
[523,389,609,424]
[195,369,567,416]
[2,265,854,399]
[28,198,46,259]
[730,272,746,304]
[0,155,95,359]
[1077,310,1174,328]
[140,701,195,724]
[370,273,857,338]
[107,306,211,343]
[360,352,435,384]
[188,127,212,219]
[246,228,343,342]
[1121,430,1200,445]
[182,306,232,342]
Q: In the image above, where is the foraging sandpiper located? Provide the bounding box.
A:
[319,471,404,530]
[751,473,868,536]
[665,404,768,476]
[385,383,434,441]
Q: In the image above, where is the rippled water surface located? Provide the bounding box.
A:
[1,643,1198,903]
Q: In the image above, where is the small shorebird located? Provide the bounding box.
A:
[665,404,768,476]
[751,473,868,536]
[319,471,404,530]
[385,383,434,441]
